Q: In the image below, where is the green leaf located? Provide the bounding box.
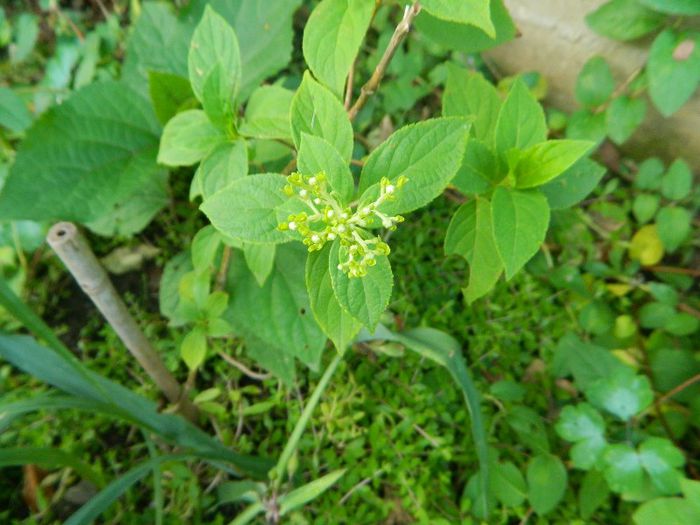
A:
[527,454,567,515]
[10,13,39,64]
[566,109,607,143]
[420,0,495,36]
[200,64,235,130]
[302,0,375,96]
[279,469,347,515]
[514,140,593,189]
[638,0,700,15]
[635,157,665,190]
[579,470,610,519]
[661,159,692,200]
[639,437,685,494]
[239,85,294,141]
[492,461,527,506]
[555,403,607,470]
[190,140,248,201]
[306,245,361,353]
[358,118,470,215]
[587,370,654,420]
[291,71,354,162]
[181,327,207,370]
[188,6,241,106]
[632,194,660,224]
[494,78,547,154]
[452,141,500,195]
[540,158,606,210]
[148,71,195,126]
[576,56,615,107]
[552,333,626,390]
[0,81,162,224]
[647,30,700,116]
[603,444,645,494]
[0,87,32,133]
[243,243,276,286]
[415,0,516,54]
[443,64,501,142]
[634,498,700,525]
[328,240,393,331]
[298,133,355,204]
[159,252,195,326]
[444,198,503,303]
[225,243,326,373]
[606,96,647,144]
[586,0,666,41]
[656,207,691,252]
[507,406,550,453]
[201,173,289,244]
[158,109,225,167]
[491,187,550,280]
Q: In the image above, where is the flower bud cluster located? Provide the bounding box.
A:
[277,171,408,277]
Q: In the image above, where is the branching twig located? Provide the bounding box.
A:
[347,3,421,120]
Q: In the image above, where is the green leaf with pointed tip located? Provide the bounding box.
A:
[358,118,470,215]
[603,444,644,494]
[243,243,276,286]
[158,109,225,167]
[527,454,567,515]
[148,71,195,126]
[279,469,347,515]
[656,207,691,252]
[514,140,593,189]
[494,79,547,154]
[298,133,354,204]
[555,403,607,470]
[443,65,501,142]
[420,0,495,36]
[606,96,647,144]
[540,157,606,210]
[661,159,692,200]
[190,140,248,201]
[302,0,375,96]
[586,0,665,41]
[188,6,241,105]
[587,370,654,420]
[239,85,294,141]
[492,461,527,507]
[200,173,289,244]
[639,0,700,15]
[491,187,550,280]
[453,141,501,195]
[634,497,700,525]
[0,87,32,133]
[306,245,361,352]
[291,71,354,162]
[445,199,503,303]
[647,30,700,116]
[181,327,207,370]
[328,240,392,330]
[579,470,610,520]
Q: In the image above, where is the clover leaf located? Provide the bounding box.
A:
[555,403,607,469]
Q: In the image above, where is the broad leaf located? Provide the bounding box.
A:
[492,461,527,506]
[555,403,607,470]
[0,81,162,224]
[494,78,547,154]
[656,207,691,252]
[639,437,685,494]
[158,109,225,167]
[527,454,567,515]
[603,444,645,494]
[453,140,500,195]
[514,140,593,188]
[638,0,700,15]
[445,198,503,303]
[606,96,647,144]
[201,173,289,244]
[225,243,326,374]
[634,498,700,525]
[490,187,550,280]
[586,370,654,420]
[442,64,501,142]
[190,140,248,201]
[420,0,495,36]
[540,158,606,210]
[416,0,515,54]
[298,133,354,204]
[302,0,375,96]
[579,470,610,519]
[0,87,32,133]
[243,243,276,286]
[291,71,354,162]
[586,0,665,41]
[239,85,294,141]
[358,118,470,214]
[552,333,627,390]
[148,71,195,126]
[647,30,700,116]
[576,56,615,107]
[306,245,361,352]
[661,159,692,200]
[188,6,241,106]
[328,240,393,330]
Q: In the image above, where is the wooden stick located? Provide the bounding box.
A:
[347,3,421,121]
[47,222,198,422]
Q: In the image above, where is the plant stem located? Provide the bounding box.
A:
[272,352,343,491]
[46,222,198,422]
[347,3,421,120]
